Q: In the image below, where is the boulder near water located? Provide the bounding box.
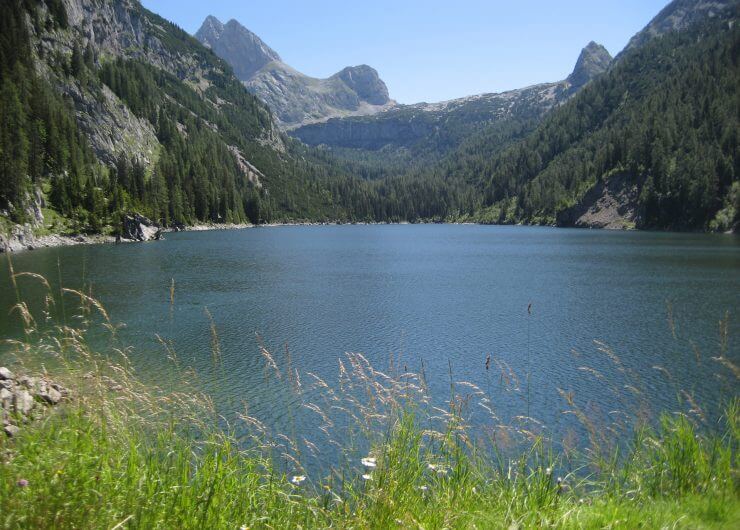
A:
[1,367,68,437]
[121,213,163,242]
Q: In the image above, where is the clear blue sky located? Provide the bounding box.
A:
[142,0,669,104]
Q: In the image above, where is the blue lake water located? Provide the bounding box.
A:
[1,225,738,450]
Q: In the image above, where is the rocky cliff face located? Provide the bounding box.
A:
[28,0,284,180]
[556,173,640,230]
[291,41,610,152]
[32,0,164,165]
[194,16,394,128]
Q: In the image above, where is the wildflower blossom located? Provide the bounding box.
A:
[428,463,448,475]
[17,479,28,488]
[291,475,306,486]
[362,473,373,480]
[361,457,377,468]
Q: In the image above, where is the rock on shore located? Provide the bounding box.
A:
[0,212,164,253]
[121,213,163,242]
[1,367,68,438]
[0,225,116,253]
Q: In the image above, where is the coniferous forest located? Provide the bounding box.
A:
[0,0,738,234]
[445,19,739,231]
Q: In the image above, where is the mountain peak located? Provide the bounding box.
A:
[567,41,612,88]
[334,65,390,105]
[195,16,281,80]
[204,15,223,26]
[195,19,394,127]
[197,15,224,42]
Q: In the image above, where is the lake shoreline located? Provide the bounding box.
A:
[2,218,734,254]
[1,220,428,253]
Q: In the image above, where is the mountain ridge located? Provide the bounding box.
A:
[194,16,394,128]
[289,41,612,166]
[619,0,738,56]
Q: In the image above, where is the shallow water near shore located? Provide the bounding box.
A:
[1,225,738,449]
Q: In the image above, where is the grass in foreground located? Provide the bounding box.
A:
[0,271,738,528]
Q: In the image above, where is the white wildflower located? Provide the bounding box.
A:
[291,475,306,485]
[428,463,448,476]
[361,457,377,468]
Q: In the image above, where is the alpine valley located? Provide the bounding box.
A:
[1,2,739,528]
[0,0,738,251]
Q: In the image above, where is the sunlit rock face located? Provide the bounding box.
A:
[195,16,394,128]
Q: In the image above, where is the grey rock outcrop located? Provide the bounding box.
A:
[556,173,640,230]
[121,213,162,242]
[13,390,35,416]
[1,368,68,437]
[291,111,437,150]
[194,16,394,128]
[0,223,115,253]
[334,65,390,105]
[38,383,63,405]
[4,425,20,437]
[567,42,612,89]
[0,224,39,253]
[61,83,159,167]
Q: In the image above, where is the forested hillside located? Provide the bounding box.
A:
[1,0,737,235]
[0,0,427,233]
[0,0,304,228]
[0,0,102,227]
[447,17,738,230]
[0,0,494,233]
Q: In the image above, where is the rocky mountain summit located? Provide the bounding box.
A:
[567,42,613,90]
[195,16,394,128]
[195,15,281,81]
[335,65,390,106]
